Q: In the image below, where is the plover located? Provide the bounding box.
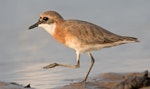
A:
[29,11,139,82]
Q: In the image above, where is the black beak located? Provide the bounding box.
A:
[28,21,40,30]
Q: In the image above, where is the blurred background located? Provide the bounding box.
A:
[0,0,150,89]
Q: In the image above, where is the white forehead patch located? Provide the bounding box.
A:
[38,23,56,35]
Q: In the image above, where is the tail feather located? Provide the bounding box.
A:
[123,36,139,42]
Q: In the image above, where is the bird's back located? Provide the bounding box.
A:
[62,20,138,45]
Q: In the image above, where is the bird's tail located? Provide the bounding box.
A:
[123,36,139,42]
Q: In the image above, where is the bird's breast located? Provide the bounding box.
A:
[52,25,67,45]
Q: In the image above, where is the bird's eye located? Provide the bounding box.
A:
[43,17,49,21]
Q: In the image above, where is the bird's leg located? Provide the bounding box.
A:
[43,52,80,69]
[82,52,95,82]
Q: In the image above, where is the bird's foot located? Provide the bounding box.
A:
[43,63,58,69]
[80,79,87,83]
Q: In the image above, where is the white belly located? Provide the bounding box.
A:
[66,39,133,53]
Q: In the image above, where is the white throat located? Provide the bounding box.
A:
[38,23,56,35]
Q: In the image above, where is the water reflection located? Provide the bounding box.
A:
[0,62,65,88]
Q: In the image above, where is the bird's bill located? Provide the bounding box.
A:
[28,21,40,30]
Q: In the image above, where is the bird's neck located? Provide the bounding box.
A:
[52,23,66,45]
[39,23,56,35]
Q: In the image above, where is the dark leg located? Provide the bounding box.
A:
[82,52,95,82]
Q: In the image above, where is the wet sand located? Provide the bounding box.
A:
[0,81,35,89]
[1,71,150,89]
[54,71,150,89]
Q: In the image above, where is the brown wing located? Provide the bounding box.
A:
[63,20,126,44]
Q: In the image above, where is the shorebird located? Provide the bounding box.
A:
[29,11,139,82]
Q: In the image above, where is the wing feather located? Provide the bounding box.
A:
[63,20,124,44]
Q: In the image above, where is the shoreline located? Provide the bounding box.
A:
[1,70,150,89]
